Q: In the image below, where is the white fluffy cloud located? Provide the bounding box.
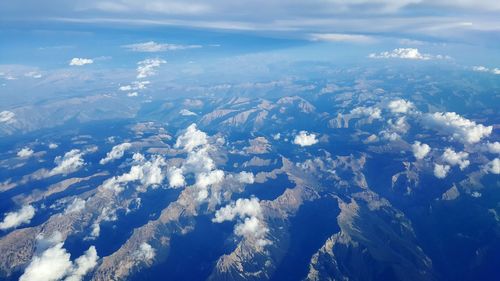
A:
[175,123,208,152]
[134,242,155,262]
[485,158,500,174]
[369,48,448,60]
[17,147,34,158]
[167,166,186,188]
[49,149,85,176]
[0,205,35,230]
[69,58,93,66]
[388,99,414,113]
[350,106,381,119]
[213,197,270,248]
[103,154,166,193]
[123,41,201,52]
[0,110,15,123]
[20,236,98,281]
[237,171,255,184]
[48,143,59,149]
[422,112,492,144]
[195,170,225,201]
[99,142,132,165]
[434,164,450,179]
[293,131,318,147]
[442,148,470,170]
[412,141,431,160]
[136,58,166,79]
[487,142,500,154]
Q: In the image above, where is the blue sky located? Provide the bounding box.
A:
[1,0,499,106]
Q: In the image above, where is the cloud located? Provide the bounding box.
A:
[175,123,208,152]
[434,164,450,179]
[388,99,414,113]
[99,142,132,165]
[119,81,150,91]
[412,141,431,160]
[102,154,166,193]
[213,197,270,248]
[485,158,500,174]
[369,48,449,60]
[49,149,85,176]
[17,147,35,158]
[179,109,197,116]
[0,110,15,123]
[137,58,166,79]
[237,171,255,184]
[350,106,381,119]
[442,148,470,170]
[293,131,318,147]
[0,205,35,230]
[472,66,500,75]
[422,112,492,144]
[20,236,98,281]
[123,41,202,52]
[167,166,185,188]
[69,58,93,66]
[308,33,375,43]
[49,143,59,149]
[24,71,43,79]
[195,170,224,201]
[486,142,500,154]
[134,243,155,262]
[472,66,489,72]
[64,198,86,214]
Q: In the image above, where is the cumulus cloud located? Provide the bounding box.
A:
[17,147,34,158]
[49,149,85,176]
[69,58,93,66]
[486,142,500,154]
[135,243,155,262]
[442,148,470,170]
[422,112,492,144]
[0,205,35,230]
[20,235,98,281]
[434,164,450,179]
[195,170,225,201]
[99,142,132,165]
[24,71,43,79]
[237,171,255,184]
[350,106,381,119]
[175,123,208,152]
[213,197,270,248]
[167,166,185,188]
[0,110,15,123]
[293,131,318,147]
[485,158,499,174]
[388,99,414,113]
[412,141,431,160]
[123,41,201,52]
[102,154,166,193]
[493,68,500,75]
[119,81,150,91]
[136,58,166,79]
[369,48,449,60]
[48,143,59,149]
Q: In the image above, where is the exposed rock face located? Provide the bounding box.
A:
[306,191,433,281]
